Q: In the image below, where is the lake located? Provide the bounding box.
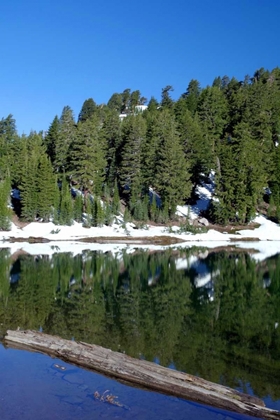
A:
[0,245,279,419]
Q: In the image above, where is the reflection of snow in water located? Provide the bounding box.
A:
[175,252,220,301]
[175,256,198,270]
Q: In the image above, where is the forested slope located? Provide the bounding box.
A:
[0,67,280,229]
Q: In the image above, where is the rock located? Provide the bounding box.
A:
[198,217,209,227]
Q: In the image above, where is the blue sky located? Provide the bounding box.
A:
[1,0,280,134]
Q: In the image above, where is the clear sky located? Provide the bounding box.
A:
[1,0,280,134]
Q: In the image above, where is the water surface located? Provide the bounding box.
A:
[0,246,279,417]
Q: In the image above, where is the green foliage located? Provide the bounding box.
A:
[73,192,83,223]
[101,109,122,190]
[92,197,105,227]
[71,115,106,195]
[112,180,120,215]
[2,65,280,225]
[43,116,59,164]
[161,85,174,109]
[107,93,122,113]
[2,249,280,400]
[153,110,192,216]
[119,114,146,196]
[54,176,73,226]
[0,178,12,230]
[181,79,201,115]
[78,98,97,123]
[36,154,57,221]
[55,106,76,173]
[104,201,114,226]
[178,221,207,234]
[0,114,17,143]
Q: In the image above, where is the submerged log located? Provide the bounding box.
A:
[4,330,280,419]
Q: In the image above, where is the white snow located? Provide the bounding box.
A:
[0,213,280,262]
[177,171,215,220]
[2,168,280,261]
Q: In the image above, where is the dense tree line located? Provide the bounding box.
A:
[1,66,280,228]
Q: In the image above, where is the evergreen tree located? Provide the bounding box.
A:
[71,115,106,196]
[161,85,174,110]
[213,122,267,223]
[129,90,141,112]
[177,109,211,190]
[55,106,76,173]
[154,110,192,216]
[73,192,83,223]
[0,114,17,143]
[141,112,161,189]
[107,93,122,113]
[121,88,131,113]
[43,116,59,164]
[181,79,201,115]
[0,115,18,180]
[212,76,222,89]
[198,86,228,156]
[78,98,97,123]
[56,176,74,225]
[147,96,159,113]
[91,196,104,227]
[119,114,146,198]
[36,154,57,221]
[19,134,45,221]
[101,109,122,190]
[0,177,12,230]
[112,179,120,215]
[20,155,39,221]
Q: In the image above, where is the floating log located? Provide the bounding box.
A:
[4,330,280,419]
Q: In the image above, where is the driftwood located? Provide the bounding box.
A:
[4,330,280,419]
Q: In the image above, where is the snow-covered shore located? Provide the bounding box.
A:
[0,214,280,262]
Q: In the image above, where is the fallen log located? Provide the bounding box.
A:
[4,330,280,419]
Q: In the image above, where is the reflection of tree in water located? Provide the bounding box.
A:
[0,248,280,401]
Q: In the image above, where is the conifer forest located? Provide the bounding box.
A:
[1,67,280,229]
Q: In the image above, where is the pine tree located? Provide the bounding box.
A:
[83,195,92,227]
[43,116,59,164]
[121,89,131,113]
[119,114,146,197]
[78,98,97,123]
[0,115,19,181]
[56,176,74,226]
[107,93,122,113]
[73,192,83,223]
[104,201,113,226]
[149,193,158,222]
[71,116,106,196]
[0,177,12,230]
[181,79,201,115]
[92,197,104,227]
[101,109,122,190]
[36,154,57,221]
[154,110,192,216]
[198,86,228,156]
[112,179,120,215]
[214,122,267,223]
[141,112,161,189]
[161,85,174,110]
[55,106,76,173]
[0,114,17,143]
[176,109,210,190]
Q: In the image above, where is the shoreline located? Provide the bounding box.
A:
[0,214,280,262]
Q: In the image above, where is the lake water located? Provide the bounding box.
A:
[0,245,279,419]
